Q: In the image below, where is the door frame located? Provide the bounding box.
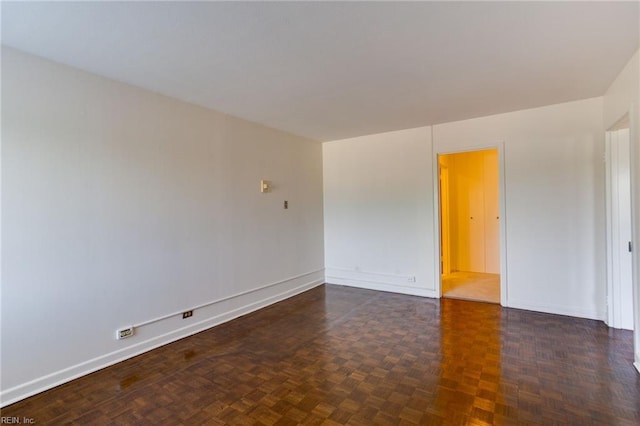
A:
[631,103,640,374]
[604,103,639,374]
[605,115,634,329]
[433,142,508,306]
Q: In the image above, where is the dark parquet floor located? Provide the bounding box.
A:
[2,284,639,425]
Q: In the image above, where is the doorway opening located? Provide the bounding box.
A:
[439,149,500,304]
[605,114,634,330]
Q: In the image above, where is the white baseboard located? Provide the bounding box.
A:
[325,267,438,298]
[635,361,640,374]
[508,299,605,321]
[0,272,325,407]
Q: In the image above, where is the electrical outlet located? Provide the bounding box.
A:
[117,326,134,340]
[284,200,288,209]
[407,276,416,283]
[182,310,193,319]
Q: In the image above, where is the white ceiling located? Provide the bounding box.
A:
[2,1,639,142]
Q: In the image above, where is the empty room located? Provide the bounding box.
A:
[2,1,640,425]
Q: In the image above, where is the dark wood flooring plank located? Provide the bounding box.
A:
[2,284,639,425]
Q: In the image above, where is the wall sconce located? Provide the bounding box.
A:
[260,180,271,193]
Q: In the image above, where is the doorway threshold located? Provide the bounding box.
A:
[442,271,500,304]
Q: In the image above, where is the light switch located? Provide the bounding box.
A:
[260,180,270,193]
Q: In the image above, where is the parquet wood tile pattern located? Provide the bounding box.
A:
[2,284,639,425]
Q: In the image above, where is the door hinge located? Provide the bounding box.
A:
[629,241,633,253]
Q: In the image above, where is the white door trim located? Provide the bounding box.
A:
[432,142,508,306]
[605,125,634,330]
[628,102,640,373]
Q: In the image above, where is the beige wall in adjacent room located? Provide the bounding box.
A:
[441,149,499,274]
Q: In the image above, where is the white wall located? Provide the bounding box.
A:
[323,127,437,297]
[603,49,640,372]
[1,47,325,405]
[323,98,605,320]
[434,98,605,319]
